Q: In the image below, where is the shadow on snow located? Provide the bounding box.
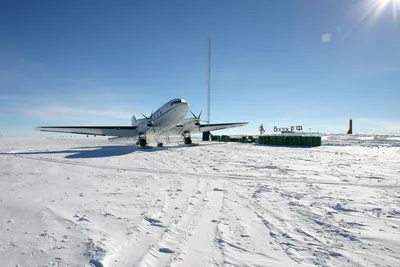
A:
[2,143,223,159]
[3,146,162,159]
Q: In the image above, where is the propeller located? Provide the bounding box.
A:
[190,110,206,127]
[141,111,156,133]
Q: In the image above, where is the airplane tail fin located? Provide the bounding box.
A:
[131,115,137,126]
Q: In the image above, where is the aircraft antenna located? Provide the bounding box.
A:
[207,36,211,124]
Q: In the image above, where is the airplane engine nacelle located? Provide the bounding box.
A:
[131,115,137,126]
[136,120,149,134]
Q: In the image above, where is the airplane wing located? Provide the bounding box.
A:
[34,126,137,137]
[199,122,248,132]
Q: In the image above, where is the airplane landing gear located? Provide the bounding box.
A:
[138,135,147,147]
[183,132,192,145]
[184,137,192,145]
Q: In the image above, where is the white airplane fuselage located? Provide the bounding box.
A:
[133,98,190,137]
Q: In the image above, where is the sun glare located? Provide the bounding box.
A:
[341,0,400,40]
[372,0,400,22]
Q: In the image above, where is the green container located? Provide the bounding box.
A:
[316,136,322,146]
[264,136,269,144]
[282,136,289,145]
[311,136,318,147]
[288,136,293,146]
[291,136,296,146]
[258,136,263,144]
[276,136,282,145]
[305,136,312,146]
[270,136,276,144]
[301,136,307,146]
[295,136,302,146]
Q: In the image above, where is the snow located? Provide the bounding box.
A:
[0,134,399,267]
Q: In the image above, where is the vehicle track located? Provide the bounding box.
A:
[102,175,201,267]
[134,179,210,267]
[10,154,400,188]
[170,180,226,267]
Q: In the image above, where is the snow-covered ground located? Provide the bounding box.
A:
[1,134,399,267]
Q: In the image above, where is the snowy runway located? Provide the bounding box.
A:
[1,135,399,267]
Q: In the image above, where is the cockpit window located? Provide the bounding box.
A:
[170,100,182,105]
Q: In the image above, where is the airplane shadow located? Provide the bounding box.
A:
[4,143,223,159]
[5,146,164,159]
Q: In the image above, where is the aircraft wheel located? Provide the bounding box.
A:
[139,138,147,147]
[184,137,192,145]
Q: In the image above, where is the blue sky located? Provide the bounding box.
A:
[1,0,399,136]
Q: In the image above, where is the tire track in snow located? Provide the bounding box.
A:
[170,180,226,267]
[230,182,328,265]
[218,187,303,267]
[103,176,199,266]
[11,154,399,189]
[232,182,370,267]
[102,184,168,266]
[247,185,346,266]
[134,179,210,267]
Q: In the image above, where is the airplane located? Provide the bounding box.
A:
[35,98,248,147]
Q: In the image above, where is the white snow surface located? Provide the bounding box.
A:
[0,134,399,267]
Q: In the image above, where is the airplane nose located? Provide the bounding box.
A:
[181,102,189,113]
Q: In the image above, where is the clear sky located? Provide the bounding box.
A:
[1,0,399,136]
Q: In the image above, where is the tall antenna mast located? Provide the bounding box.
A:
[207,36,211,124]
